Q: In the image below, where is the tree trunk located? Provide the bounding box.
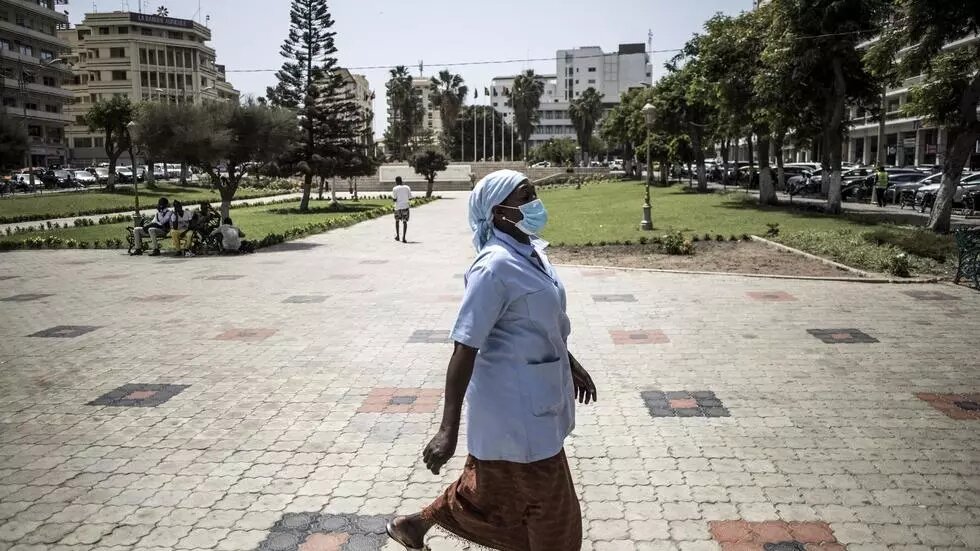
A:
[145,157,155,185]
[317,175,325,200]
[180,161,188,185]
[876,88,887,166]
[774,132,786,191]
[928,127,978,232]
[825,56,848,214]
[107,154,119,191]
[426,178,434,198]
[758,134,776,205]
[692,128,707,193]
[299,172,313,211]
[353,178,359,201]
[721,139,731,188]
[330,180,338,205]
[745,133,754,189]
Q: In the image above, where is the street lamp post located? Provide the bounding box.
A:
[126,120,142,225]
[640,103,656,231]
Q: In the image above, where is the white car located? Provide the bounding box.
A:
[915,172,980,205]
[73,170,97,187]
[530,161,551,168]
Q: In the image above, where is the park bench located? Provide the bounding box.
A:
[125,208,222,255]
[953,226,980,289]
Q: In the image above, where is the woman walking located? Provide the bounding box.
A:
[387,170,597,550]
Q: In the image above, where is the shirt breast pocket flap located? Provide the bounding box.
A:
[520,360,564,417]
[523,286,560,321]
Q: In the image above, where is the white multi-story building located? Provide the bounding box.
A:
[0,0,73,168]
[491,43,651,151]
[59,10,240,166]
[336,68,373,146]
[386,77,441,142]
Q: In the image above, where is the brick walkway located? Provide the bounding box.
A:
[0,194,978,551]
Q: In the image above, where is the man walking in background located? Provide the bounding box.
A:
[874,165,889,207]
[392,176,412,243]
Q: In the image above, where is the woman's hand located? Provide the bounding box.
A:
[570,355,597,404]
[422,428,458,475]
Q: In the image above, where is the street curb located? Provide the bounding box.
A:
[749,235,941,284]
[554,262,891,283]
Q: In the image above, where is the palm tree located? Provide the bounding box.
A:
[384,66,423,161]
[429,70,468,154]
[569,87,604,166]
[508,70,545,162]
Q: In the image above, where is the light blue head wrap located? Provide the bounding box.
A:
[468,169,529,251]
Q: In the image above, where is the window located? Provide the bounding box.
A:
[167,50,175,65]
[201,76,208,87]
[2,98,15,107]
[587,67,596,72]
[118,26,129,34]
[0,38,10,51]
[98,26,110,35]
[90,48,99,59]
[89,93,97,103]
[111,70,127,81]
[142,27,153,36]
[140,71,148,86]
[42,76,56,87]
[27,125,41,137]
[149,72,158,87]
[109,47,126,58]
[587,79,596,84]
[74,137,92,148]
[168,73,175,88]
[40,50,54,61]
[184,51,192,67]
[15,13,25,26]
[168,31,182,40]
[140,48,147,64]
[19,43,34,56]
[21,71,36,84]
[147,50,156,64]
[575,80,579,84]
[175,52,183,67]
[94,137,104,147]
[44,104,58,113]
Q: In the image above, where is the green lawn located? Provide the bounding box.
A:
[540,181,955,276]
[0,183,294,223]
[2,198,391,249]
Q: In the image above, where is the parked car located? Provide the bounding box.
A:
[530,161,551,168]
[73,170,97,187]
[886,172,942,204]
[915,172,980,210]
[152,165,167,179]
[41,169,76,189]
[116,167,135,184]
[134,166,147,182]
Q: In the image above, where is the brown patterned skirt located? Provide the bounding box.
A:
[421,449,582,551]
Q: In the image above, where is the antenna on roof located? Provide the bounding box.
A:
[648,28,653,51]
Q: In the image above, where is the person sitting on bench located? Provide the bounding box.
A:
[210,217,245,253]
[132,198,173,256]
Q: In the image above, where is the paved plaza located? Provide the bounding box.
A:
[0,194,978,551]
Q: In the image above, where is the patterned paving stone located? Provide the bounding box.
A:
[435,294,462,302]
[132,294,189,303]
[806,328,879,344]
[1,293,53,302]
[916,393,980,420]
[357,388,441,414]
[283,296,328,304]
[86,384,189,407]
[92,274,128,280]
[214,328,278,342]
[28,325,101,338]
[902,290,961,301]
[581,269,614,278]
[710,520,841,551]
[0,275,17,280]
[641,390,730,418]
[746,291,797,302]
[407,330,450,344]
[257,512,387,551]
[593,294,637,303]
[610,330,669,345]
[359,260,388,265]
[207,275,245,281]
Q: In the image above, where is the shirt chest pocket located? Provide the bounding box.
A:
[521,286,562,328]
[519,359,564,417]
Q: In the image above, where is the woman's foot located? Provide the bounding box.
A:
[386,514,432,549]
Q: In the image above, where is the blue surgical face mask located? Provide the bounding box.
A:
[500,199,548,235]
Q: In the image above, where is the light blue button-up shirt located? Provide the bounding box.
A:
[451,228,575,463]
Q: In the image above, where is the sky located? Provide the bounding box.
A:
[71,0,754,138]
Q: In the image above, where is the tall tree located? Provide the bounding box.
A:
[429,70,468,154]
[384,66,424,161]
[267,0,354,211]
[508,70,545,161]
[765,0,884,214]
[569,87,605,166]
[85,96,136,191]
[867,0,979,232]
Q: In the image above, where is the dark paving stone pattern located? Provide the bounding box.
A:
[407,330,451,344]
[592,294,637,303]
[807,328,879,344]
[87,383,190,407]
[2,293,53,302]
[28,325,100,338]
[283,295,328,304]
[641,390,730,418]
[902,290,961,301]
[258,512,388,551]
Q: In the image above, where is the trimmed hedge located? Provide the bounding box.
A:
[0,196,439,252]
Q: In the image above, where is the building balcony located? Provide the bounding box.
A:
[2,105,72,124]
[1,76,73,99]
[5,1,69,23]
[0,47,73,75]
[0,20,70,50]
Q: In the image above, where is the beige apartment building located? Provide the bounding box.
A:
[0,0,73,168]
[59,10,239,166]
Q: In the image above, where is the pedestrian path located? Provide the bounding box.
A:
[0,194,977,550]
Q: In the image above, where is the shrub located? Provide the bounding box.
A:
[887,253,911,277]
[93,240,102,249]
[661,231,694,255]
[692,235,700,242]
[715,234,725,242]
[638,236,648,245]
[741,233,751,241]
[765,223,780,238]
[862,228,953,263]
[729,235,738,241]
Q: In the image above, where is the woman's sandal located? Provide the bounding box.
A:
[385,519,429,550]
